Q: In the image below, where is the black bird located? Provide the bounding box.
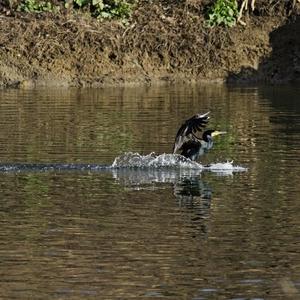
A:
[173,112,226,161]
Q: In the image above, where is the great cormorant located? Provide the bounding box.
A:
[173,112,226,161]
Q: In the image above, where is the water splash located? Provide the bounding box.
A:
[204,161,248,175]
[111,152,247,174]
[111,152,202,169]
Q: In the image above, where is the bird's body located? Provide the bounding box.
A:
[173,112,226,161]
[180,139,212,161]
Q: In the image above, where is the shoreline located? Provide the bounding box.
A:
[3,74,300,90]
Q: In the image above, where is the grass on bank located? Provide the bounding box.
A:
[3,0,300,25]
[14,0,136,20]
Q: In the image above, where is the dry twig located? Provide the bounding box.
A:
[237,0,256,25]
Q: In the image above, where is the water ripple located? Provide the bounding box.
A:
[0,152,247,175]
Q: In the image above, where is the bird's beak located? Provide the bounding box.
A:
[212,131,227,137]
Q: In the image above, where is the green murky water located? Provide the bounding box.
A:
[0,84,299,299]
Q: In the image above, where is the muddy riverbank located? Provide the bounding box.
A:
[0,0,300,87]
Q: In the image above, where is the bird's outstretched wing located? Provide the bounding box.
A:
[173,112,210,153]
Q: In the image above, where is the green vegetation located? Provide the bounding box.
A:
[85,0,133,20]
[206,0,238,27]
[17,0,135,20]
[13,0,298,27]
[17,0,58,12]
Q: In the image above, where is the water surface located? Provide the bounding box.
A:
[0,84,299,299]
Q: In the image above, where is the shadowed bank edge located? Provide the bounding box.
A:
[227,15,300,83]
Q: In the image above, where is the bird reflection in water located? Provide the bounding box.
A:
[112,168,213,236]
[174,176,212,208]
[112,168,213,219]
[174,176,213,236]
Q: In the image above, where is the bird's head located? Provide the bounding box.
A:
[202,130,226,142]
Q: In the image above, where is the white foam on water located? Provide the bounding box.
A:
[111,152,202,169]
[204,161,247,174]
[111,152,247,173]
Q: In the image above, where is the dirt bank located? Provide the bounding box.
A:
[0,1,300,88]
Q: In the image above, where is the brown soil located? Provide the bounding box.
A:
[0,0,300,88]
